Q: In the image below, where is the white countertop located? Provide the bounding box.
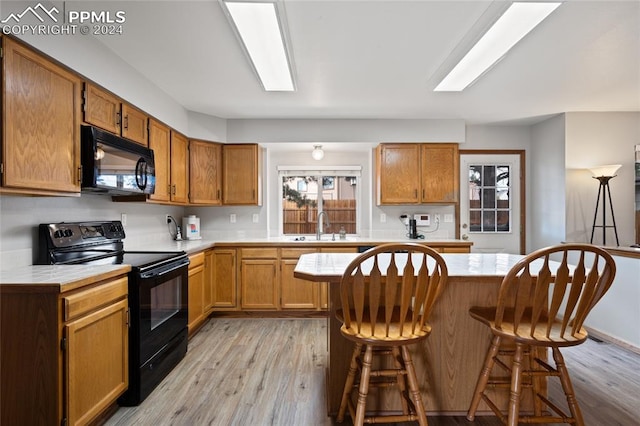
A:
[294,252,543,281]
[124,236,471,254]
[0,264,131,287]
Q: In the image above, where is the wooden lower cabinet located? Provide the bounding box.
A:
[280,248,319,309]
[188,252,206,335]
[1,274,129,426]
[210,248,238,311]
[241,248,279,309]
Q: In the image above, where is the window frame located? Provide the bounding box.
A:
[277,165,362,236]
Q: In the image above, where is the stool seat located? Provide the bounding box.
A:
[335,243,448,426]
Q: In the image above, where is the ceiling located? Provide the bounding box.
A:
[92,0,639,125]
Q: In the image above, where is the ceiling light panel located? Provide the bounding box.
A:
[435,2,561,92]
[223,1,295,91]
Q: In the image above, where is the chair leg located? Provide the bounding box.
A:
[354,345,374,426]
[528,345,544,417]
[337,343,362,423]
[467,334,502,421]
[552,347,585,426]
[401,345,429,426]
[507,343,525,426]
[391,346,410,415]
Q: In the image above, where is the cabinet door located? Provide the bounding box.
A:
[2,38,81,194]
[189,140,222,205]
[121,103,148,146]
[188,253,205,334]
[148,119,171,202]
[376,144,421,204]
[170,131,189,204]
[212,249,237,310]
[83,82,120,134]
[65,298,128,426]
[241,259,278,309]
[223,144,261,205]
[280,259,319,309]
[421,144,459,203]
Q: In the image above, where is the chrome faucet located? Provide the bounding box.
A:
[316,211,330,241]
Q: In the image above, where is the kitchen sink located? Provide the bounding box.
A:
[287,236,354,242]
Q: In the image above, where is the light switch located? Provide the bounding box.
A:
[230,214,236,223]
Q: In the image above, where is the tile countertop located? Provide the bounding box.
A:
[0,264,132,291]
[293,252,547,282]
[124,236,472,255]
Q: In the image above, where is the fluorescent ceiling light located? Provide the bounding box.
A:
[434,2,561,92]
[223,1,295,91]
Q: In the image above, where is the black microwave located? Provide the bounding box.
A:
[81,125,155,195]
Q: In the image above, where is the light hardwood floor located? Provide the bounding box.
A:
[105,318,640,426]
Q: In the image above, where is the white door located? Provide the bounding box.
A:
[460,154,522,254]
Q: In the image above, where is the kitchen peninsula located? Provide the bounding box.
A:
[294,251,545,416]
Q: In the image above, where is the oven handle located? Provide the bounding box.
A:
[139,260,189,279]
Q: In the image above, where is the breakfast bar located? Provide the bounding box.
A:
[294,252,546,417]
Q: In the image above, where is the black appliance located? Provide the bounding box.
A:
[81,125,156,195]
[408,219,419,239]
[38,220,189,406]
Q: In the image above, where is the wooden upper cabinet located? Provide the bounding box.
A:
[1,37,82,195]
[375,144,421,204]
[421,143,459,203]
[83,83,148,146]
[375,143,459,205]
[222,144,262,206]
[148,119,171,202]
[189,139,222,205]
[83,83,120,134]
[121,103,148,146]
[170,131,189,204]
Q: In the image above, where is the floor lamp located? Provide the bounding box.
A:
[589,164,621,246]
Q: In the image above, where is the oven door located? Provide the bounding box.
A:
[134,258,189,366]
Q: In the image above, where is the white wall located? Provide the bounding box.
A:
[226,119,466,143]
[530,115,567,251]
[564,112,639,247]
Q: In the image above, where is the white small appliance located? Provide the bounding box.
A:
[182,215,201,240]
[414,213,431,226]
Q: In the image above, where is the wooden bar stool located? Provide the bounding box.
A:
[466,244,616,426]
[335,243,448,426]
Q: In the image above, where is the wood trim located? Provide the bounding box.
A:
[459,149,526,254]
[585,326,640,355]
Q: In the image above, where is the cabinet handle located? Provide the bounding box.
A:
[124,115,129,129]
[167,184,172,195]
[77,166,83,184]
[116,112,121,127]
[422,189,425,199]
[414,189,418,198]
[217,189,221,200]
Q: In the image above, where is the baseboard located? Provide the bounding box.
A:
[585,326,640,355]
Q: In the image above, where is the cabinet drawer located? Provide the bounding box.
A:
[319,247,358,253]
[189,252,205,268]
[280,248,317,258]
[64,277,128,321]
[241,248,278,259]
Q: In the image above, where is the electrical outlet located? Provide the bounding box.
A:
[252,213,259,223]
[165,214,170,224]
[380,213,386,223]
[121,213,127,226]
[230,214,237,223]
[444,214,454,223]
[434,214,441,223]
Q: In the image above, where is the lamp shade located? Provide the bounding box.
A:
[589,164,621,178]
[312,145,324,160]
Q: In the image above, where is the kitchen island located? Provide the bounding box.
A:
[294,252,546,417]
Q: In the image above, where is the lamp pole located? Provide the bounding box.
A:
[590,176,619,246]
